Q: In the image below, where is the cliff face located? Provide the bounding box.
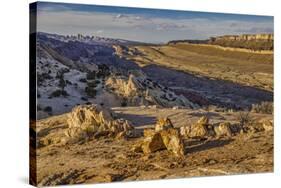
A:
[208,34,274,51]
[210,34,274,42]
[168,34,274,51]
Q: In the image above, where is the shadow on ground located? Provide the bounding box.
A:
[186,139,233,154]
[115,112,157,127]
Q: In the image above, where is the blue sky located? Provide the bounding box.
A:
[36,2,274,43]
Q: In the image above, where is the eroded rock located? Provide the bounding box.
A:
[160,128,185,157]
[65,104,133,141]
[133,118,185,157]
[180,116,209,138]
[213,122,232,137]
[141,132,166,154]
[262,120,273,131]
[155,118,174,132]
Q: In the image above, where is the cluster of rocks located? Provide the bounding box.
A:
[64,104,134,142]
[132,115,274,157]
[180,117,233,138]
[180,115,273,139]
[133,118,185,157]
[105,70,197,108]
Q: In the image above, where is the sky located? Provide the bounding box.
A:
[35,2,274,43]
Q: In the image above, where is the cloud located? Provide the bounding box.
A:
[36,7,273,43]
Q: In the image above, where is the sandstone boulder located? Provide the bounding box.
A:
[133,118,185,157]
[197,116,209,125]
[141,132,165,154]
[160,128,185,157]
[143,128,156,137]
[155,118,174,132]
[262,120,273,131]
[213,122,232,137]
[65,104,133,140]
[180,116,209,138]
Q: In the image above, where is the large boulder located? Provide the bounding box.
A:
[160,128,185,157]
[133,118,185,157]
[213,122,232,137]
[65,104,133,140]
[141,132,166,154]
[180,116,209,138]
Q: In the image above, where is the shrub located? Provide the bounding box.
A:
[66,80,72,85]
[43,106,52,113]
[95,80,101,84]
[37,73,52,85]
[50,89,68,97]
[87,81,96,88]
[251,101,273,114]
[121,98,127,107]
[86,71,96,80]
[81,97,88,101]
[237,111,252,127]
[79,78,87,83]
[58,77,66,90]
[85,87,96,97]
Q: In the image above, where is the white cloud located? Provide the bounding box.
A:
[36,9,273,43]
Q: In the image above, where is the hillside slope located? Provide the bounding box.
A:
[117,42,273,91]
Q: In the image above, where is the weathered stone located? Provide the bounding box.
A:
[160,128,185,157]
[180,123,208,138]
[66,104,113,131]
[135,118,185,157]
[213,122,232,137]
[110,118,133,133]
[197,116,209,125]
[141,132,165,154]
[132,143,143,153]
[65,104,134,140]
[262,120,273,131]
[143,128,155,137]
[105,70,197,108]
[155,118,174,132]
[180,116,209,138]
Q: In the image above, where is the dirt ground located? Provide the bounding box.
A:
[34,107,273,186]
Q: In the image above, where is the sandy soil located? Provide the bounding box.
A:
[34,107,273,186]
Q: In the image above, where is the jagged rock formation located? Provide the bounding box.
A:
[65,104,133,141]
[155,118,174,132]
[105,70,197,108]
[133,118,184,157]
[180,116,210,138]
[213,122,232,137]
[180,117,243,138]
